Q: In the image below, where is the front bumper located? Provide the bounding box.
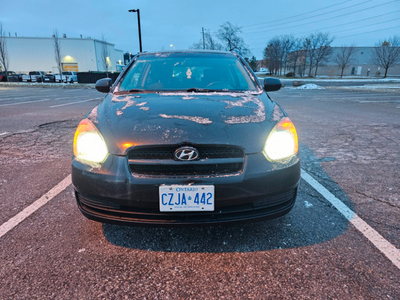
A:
[72,152,300,226]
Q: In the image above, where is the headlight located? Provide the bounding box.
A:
[264,117,298,161]
[73,119,108,164]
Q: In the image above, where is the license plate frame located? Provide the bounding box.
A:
[159,185,215,212]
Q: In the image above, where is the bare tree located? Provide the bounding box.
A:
[217,22,249,57]
[101,34,110,77]
[0,22,9,80]
[53,29,63,82]
[264,36,295,76]
[280,36,295,75]
[263,38,282,75]
[191,30,223,50]
[313,32,334,76]
[302,37,314,77]
[302,32,334,76]
[286,38,302,76]
[333,44,357,78]
[370,36,400,78]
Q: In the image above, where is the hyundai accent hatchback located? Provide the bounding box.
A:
[72,50,300,226]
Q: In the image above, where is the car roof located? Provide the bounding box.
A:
[137,50,238,56]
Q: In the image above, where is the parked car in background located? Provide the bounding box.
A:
[22,71,47,82]
[44,73,56,82]
[17,73,26,82]
[0,71,19,82]
[55,71,77,83]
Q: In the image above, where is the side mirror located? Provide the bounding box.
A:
[263,78,282,92]
[95,78,112,93]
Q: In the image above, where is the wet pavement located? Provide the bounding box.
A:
[0,86,399,299]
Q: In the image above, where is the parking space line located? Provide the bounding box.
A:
[1,167,399,271]
[54,97,72,100]
[0,96,44,101]
[0,175,71,239]
[49,98,101,108]
[0,99,51,107]
[301,169,400,270]
[63,89,85,92]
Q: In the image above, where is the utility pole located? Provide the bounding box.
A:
[129,9,143,53]
[202,27,205,50]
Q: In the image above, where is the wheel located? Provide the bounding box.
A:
[37,77,42,83]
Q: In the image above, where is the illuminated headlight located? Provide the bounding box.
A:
[264,117,298,161]
[73,119,108,164]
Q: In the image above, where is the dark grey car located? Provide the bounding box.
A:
[72,50,300,226]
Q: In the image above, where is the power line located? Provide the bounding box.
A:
[244,9,400,42]
[243,0,398,34]
[243,0,373,31]
[331,17,400,34]
[337,24,400,38]
[248,18,400,46]
[290,10,400,36]
[242,0,353,28]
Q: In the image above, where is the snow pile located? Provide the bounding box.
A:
[297,84,325,90]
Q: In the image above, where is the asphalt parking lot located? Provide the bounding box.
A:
[0,85,399,299]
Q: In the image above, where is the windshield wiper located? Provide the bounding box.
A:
[128,89,145,93]
[186,88,222,93]
[114,89,146,95]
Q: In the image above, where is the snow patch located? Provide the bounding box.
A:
[304,201,314,208]
[271,104,284,121]
[155,53,171,57]
[159,114,212,125]
[222,95,266,124]
[112,96,148,116]
[87,106,99,124]
[297,84,325,90]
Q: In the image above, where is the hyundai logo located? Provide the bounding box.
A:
[174,147,200,161]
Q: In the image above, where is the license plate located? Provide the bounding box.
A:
[159,185,214,212]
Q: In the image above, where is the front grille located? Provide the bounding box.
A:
[128,145,245,177]
[129,145,243,160]
[130,163,243,176]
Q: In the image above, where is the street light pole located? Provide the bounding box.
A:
[129,9,142,53]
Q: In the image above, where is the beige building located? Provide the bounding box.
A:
[3,36,124,73]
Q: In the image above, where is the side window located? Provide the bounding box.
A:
[230,61,253,89]
[119,61,147,90]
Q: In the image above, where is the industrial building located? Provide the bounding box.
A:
[317,47,400,77]
[3,36,125,73]
[258,46,400,77]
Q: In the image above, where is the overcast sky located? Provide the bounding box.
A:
[1,0,399,59]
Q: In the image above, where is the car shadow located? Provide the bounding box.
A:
[102,145,353,253]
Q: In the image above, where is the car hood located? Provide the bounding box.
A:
[87,92,286,155]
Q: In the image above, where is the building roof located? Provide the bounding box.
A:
[4,36,115,46]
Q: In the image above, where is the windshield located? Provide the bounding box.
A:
[117,52,259,92]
